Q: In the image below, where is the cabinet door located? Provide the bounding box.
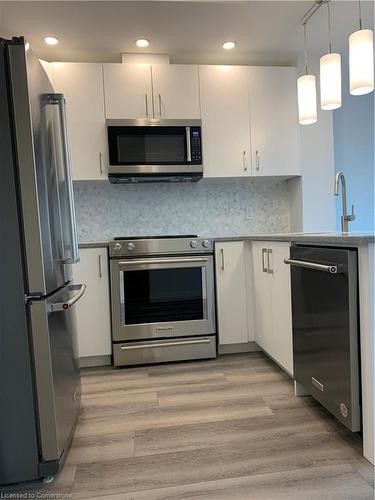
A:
[252,242,273,354]
[103,64,153,119]
[215,242,248,344]
[52,63,107,180]
[40,59,54,84]
[269,242,294,375]
[199,66,251,178]
[73,248,112,358]
[248,67,299,176]
[152,65,200,119]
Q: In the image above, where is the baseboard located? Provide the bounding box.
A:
[79,355,112,368]
[218,341,261,354]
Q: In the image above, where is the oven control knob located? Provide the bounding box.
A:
[127,242,135,251]
[190,240,198,248]
[113,242,122,252]
[202,239,211,248]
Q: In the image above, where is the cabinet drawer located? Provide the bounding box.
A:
[113,336,217,367]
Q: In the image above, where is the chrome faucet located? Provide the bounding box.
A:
[334,171,355,233]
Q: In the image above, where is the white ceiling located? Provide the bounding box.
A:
[0,1,373,65]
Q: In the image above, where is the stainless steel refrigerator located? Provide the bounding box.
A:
[0,37,85,485]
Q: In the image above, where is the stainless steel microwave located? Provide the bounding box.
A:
[106,119,203,183]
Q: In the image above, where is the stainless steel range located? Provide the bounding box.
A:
[109,236,217,366]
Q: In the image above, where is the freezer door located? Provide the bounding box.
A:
[7,42,79,296]
[28,283,84,462]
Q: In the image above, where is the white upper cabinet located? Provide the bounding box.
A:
[152,64,200,119]
[52,63,107,180]
[103,63,200,120]
[199,65,252,178]
[248,67,300,176]
[103,64,153,119]
[39,59,54,84]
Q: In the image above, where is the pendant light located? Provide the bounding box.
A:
[298,23,317,125]
[349,0,374,95]
[320,1,342,110]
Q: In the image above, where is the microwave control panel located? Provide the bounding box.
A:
[190,127,202,164]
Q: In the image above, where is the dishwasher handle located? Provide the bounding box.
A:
[284,258,343,274]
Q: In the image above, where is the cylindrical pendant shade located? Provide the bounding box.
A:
[349,29,374,95]
[320,53,342,110]
[297,74,317,124]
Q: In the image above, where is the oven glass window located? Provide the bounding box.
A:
[116,127,186,165]
[123,267,204,324]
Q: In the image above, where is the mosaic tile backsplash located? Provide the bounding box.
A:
[73,178,291,242]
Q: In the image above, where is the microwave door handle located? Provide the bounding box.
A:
[186,127,191,163]
[47,93,80,264]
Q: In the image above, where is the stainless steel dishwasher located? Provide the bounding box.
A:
[285,245,360,432]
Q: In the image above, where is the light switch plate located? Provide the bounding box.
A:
[245,206,255,220]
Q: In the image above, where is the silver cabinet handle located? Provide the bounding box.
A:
[50,284,86,312]
[158,93,162,117]
[99,151,103,175]
[118,257,208,267]
[255,150,260,171]
[120,338,211,351]
[186,127,191,162]
[145,94,149,118]
[243,150,248,171]
[220,248,225,270]
[98,254,102,278]
[261,248,268,273]
[267,249,273,274]
[284,258,342,274]
[45,93,79,264]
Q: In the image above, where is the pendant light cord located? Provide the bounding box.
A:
[327,1,332,53]
[358,0,363,30]
[303,23,308,75]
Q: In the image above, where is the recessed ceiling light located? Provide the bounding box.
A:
[222,41,236,50]
[44,36,59,46]
[135,39,149,48]
[25,42,30,51]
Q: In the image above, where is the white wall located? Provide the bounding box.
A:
[333,51,374,233]
[288,57,336,233]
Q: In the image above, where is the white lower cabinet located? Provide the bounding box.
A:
[252,241,293,374]
[73,248,112,359]
[215,241,249,344]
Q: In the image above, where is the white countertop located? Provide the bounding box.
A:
[79,232,374,249]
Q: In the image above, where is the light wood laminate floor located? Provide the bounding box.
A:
[5,353,375,498]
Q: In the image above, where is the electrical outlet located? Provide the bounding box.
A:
[245,206,255,220]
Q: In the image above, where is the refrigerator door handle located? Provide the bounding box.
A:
[49,283,86,312]
[45,93,79,264]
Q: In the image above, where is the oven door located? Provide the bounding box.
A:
[111,255,215,341]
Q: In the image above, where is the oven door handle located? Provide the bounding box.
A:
[120,338,212,350]
[117,257,208,267]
